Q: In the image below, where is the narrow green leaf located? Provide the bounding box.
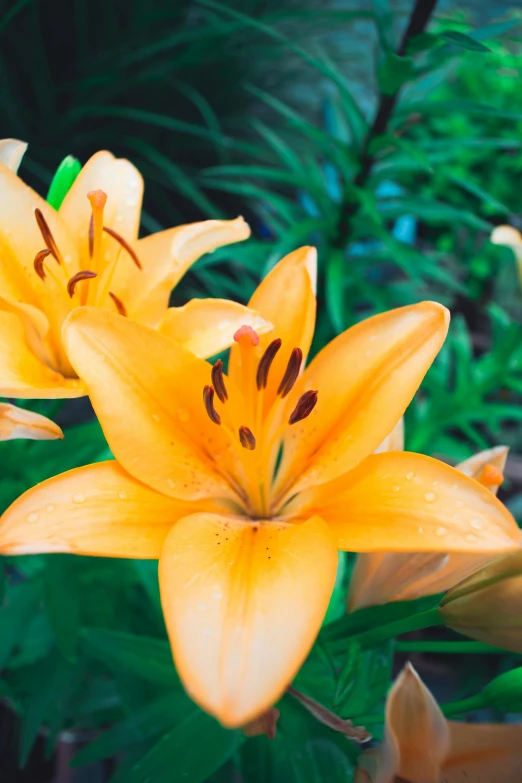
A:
[440,31,491,52]
[377,53,415,96]
[82,628,178,686]
[325,249,345,334]
[44,554,79,662]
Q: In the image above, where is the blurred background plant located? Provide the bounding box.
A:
[2,0,522,781]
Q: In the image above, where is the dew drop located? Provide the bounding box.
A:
[27,512,39,523]
[432,480,438,486]
[425,492,436,502]
[455,500,464,508]
[152,413,160,422]
[73,493,85,504]
[466,533,478,543]
[177,409,189,423]
[45,504,55,513]
[406,472,414,480]
[436,526,447,537]
[470,518,483,531]
[119,492,127,500]
[392,485,401,492]
[167,478,176,488]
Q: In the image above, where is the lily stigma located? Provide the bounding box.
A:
[0,247,519,727]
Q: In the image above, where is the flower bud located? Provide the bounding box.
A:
[482,668,522,712]
[440,551,522,653]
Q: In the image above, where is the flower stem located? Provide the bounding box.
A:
[442,694,485,717]
[350,606,443,647]
[396,640,506,654]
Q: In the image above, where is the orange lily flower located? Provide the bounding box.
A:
[440,550,522,653]
[0,140,253,398]
[348,441,510,611]
[355,663,522,783]
[0,248,519,727]
[0,402,62,441]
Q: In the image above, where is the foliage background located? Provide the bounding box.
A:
[2,0,522,781]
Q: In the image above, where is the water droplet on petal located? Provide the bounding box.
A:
[406,472,414,480]
[425,492,436,502]
[73,493,85,504]
[119,492,127,500]
[392,485,401,492]
[27,512,38,523]
[470,518,483,531]
[436,526,447,537]
[167,478,176,488]
[152,413,160,422]
[177,409,189,423]
[46,504,55,513]
[466,533,478,543]
[197,603,207,612]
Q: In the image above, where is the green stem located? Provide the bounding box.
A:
[442,694,485,717]
[396,640,507,654]
[350,606,443,647]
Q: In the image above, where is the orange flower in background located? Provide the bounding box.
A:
[355,663,522,783]
[0,139,254,398]
[0,403,62,441]
[0,248,519,727]
[348,441,510,611]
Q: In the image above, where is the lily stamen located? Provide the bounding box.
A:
[67,270,97,298]
[211,360,228,403]
[277,347,302,398]
[103,226,142,270]
[109,291,127,317]
[289,390,318,425]
[256,338,282,390]
[203,385,221,425]
[239,425,256,450]
[33,249,52,281]
[34,209,63,264]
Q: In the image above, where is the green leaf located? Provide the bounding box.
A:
[0,580,41,669]
[43,554,79,662]
[110,711,243,783]
[377,53,415,96]
[406,32,440,54]
[440,31,491,53]
[240,695,356,783]
[82,628,178,686]
[72,691,194,766]
[19,652,77,766]
[335,642,394,716]
[482,667,522,711]
[46,155,82,209]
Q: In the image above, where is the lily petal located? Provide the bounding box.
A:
[228,247,316,410]
[0,162,79,290]
[0,138,28,173]
[377,663,450,783]
[109,217,251,328]
[275,302,449,497]
[375,417,404,454]
[0,460,200,557]
[0,403,63,441]
[158,512,337,728]
[444,722,522,783]
[63,307,240,501]
[160,299,272,359]
[348,446,510,610]
[0,310,84,398]
[304,452,520,553]
[59,150,143,271]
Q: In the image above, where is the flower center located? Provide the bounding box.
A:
[30,192,143,377]
[33,191,141,313]
[202,325,318,518]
